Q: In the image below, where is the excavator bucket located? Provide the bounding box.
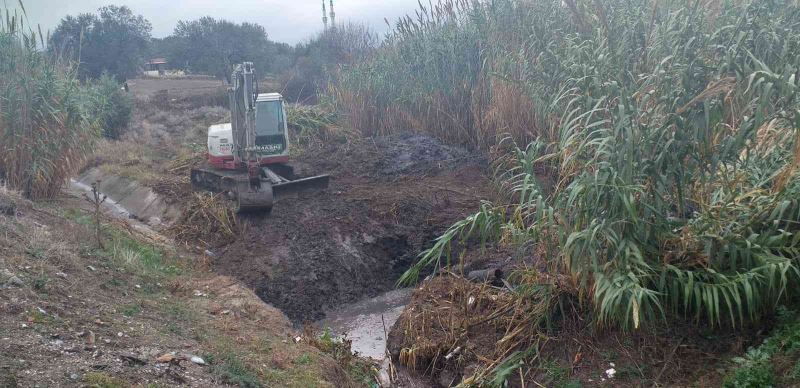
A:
[234,178,274,213]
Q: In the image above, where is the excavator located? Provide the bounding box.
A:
[190,62,329,212]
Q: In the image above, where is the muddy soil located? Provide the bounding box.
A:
[214,133,491,322]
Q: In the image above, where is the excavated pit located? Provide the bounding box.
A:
[211,133,492,323]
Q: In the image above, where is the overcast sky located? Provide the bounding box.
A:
[18,0,418,44]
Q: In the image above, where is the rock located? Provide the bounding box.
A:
[2,269,24,287]
[120,354,147,366]
[55,272,67,279]
[69,373,79,380]
[86,265,96,272]
[189,356,205,366]
[6,276,24,287]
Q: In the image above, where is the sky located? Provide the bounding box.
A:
[18,0,418,44]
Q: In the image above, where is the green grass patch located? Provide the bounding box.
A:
[206,348,263,388]
[724,307,800,387]
[84,372,126,388]
[294,353,313,365]
[121,302,141,317]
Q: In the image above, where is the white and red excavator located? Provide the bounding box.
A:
[190,62,329,213]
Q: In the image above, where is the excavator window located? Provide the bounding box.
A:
[255,100,284,136]
[254,100,286,153]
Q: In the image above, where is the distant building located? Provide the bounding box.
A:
[144,58,167,77]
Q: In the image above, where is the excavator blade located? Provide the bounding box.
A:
[234,178,274,213]
[272,174,330,198]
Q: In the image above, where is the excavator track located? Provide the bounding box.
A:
[190,163,328,213]
[190,166,274,213]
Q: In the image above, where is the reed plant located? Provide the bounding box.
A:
[381,0,800,332]
[0,4,100,198]
[370,1,800,383]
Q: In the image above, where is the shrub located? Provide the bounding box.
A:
[0,9,100,199]
[724,362,776,388]
[83,73,133,139]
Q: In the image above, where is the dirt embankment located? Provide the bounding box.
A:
[216,134,492,322]
[0,188,357,387]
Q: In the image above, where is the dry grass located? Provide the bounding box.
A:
[169,192,239,247]
[390,273,564,385]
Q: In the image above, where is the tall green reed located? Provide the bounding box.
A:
[0,3,100,198]
[377,0,800,331]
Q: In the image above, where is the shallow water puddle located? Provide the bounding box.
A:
[318,288,412,360]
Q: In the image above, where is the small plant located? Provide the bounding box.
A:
[294,353,312,365]
[208,349,262,388]
[724,361,775,388]
[121,303,141,317]
[32,275,48,292]
[90,182,106,249]
[84,372,126,388]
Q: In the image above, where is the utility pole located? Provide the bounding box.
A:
[322,0,328,31]
[329,0,336,30]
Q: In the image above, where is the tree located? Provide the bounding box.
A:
[170,17,272,81]
[50,6,151,81]
[282,23,376,103]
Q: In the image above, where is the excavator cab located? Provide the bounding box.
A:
[253,94,288,159]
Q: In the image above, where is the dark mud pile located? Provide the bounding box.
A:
[214,133,491,322]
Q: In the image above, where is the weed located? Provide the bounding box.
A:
[63,208,93,225]
[106,277,125,288]
[84,372,126,388]
[294,353,312,365]
[540,360,569,383]
[724,362,775,388]
[121,303,141,317]
[31,275,48,292]
[162,300,195,321]
[724,307,800,386]
[27,308,49,324]
[208,349,262,388]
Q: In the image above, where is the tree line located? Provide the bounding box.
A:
[48,5,376,102]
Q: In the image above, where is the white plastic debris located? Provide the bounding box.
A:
[605,368,616,379]
[190,355,206,365]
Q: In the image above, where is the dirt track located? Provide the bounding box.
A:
[214,134,491,322]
